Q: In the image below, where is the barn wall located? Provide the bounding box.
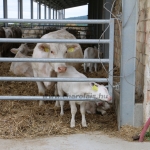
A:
[141,0,150,123]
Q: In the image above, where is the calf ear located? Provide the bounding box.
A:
[38,43,50,52]
[91,82,98,91]
[66,44,80,53]
[10,48,18,54]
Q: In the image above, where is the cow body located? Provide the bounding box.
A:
[0,26,22,57]
[84,46,99,73]
[10,44,34,77]
[55,65,112,128]
[32,29,83,106]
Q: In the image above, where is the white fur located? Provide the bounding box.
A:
[10,44,33,77]
[32,29,83,106]
[84,46,103,73]
[55,65,112,128]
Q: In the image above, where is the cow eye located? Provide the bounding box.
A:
[66,51,67,53]
[51,51,54,54]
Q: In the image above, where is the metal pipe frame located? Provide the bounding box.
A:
[0,17,114,102]
[0,96,98,101]
[0,77,108,82]
[119,0,137,127]
[0,18,110,24]
[0,38,110,44]
[0,58,109,63]
[108,19,114,101]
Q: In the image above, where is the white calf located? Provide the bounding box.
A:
[84,46,99,73]
[55,65,112,128]
[85,101,111,115]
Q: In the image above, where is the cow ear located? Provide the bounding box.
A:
[10,48,18,54]
[38,43,50,52]
[66,44,79,53]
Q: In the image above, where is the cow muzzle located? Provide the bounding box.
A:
[58,67,67,73]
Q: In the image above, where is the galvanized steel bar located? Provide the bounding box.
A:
[0,77,108,82]
[0,19,110,24]
[0,96,97,101]
[108,18,114,100]
[0,38,110,44]
[0,58,109,63]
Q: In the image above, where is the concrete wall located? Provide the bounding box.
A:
[112,0,150,123]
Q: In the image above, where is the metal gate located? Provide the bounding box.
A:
[0,18,114,102]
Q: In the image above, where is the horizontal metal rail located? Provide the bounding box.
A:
[0,38,110,44]
[0,19,110,24]
[0,77,108,82]
[0,96,99,101]
[0,58,109,63]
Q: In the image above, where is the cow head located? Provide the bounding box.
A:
[90,83,112,105]
[37,43,79,73]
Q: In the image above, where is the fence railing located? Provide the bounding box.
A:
[0,18,114,101]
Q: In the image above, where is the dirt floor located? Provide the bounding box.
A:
[0,62,143,141]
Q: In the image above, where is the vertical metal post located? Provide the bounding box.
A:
[63,9,65,19]
[18,0,23,27]
[119,0,137,127]
[20,0,23,19]
[108,18,114,101]
[37,0,41,19]
[18,0,20,19]
[53,9,55,19]
[31,0,33,19]
[61,9,63,19]
[30,0,33,27]
[44,1,46,19]
[49,0,51,19]
[56,8,57,19]
[3,0,8,27]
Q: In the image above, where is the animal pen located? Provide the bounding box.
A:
[0,0,149,140]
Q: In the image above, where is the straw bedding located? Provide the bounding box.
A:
[0,62,142,141]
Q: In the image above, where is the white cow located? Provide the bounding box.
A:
[84,46,100,73]
[10,43,34,77]
[32,29,83,106]
[55,65,112,128]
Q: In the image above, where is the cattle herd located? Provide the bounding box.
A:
[0,25,112,128]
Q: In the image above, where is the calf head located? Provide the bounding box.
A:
[90,82,112,105]
[37,43,79,73]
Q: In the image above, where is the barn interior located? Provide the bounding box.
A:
[0,0,144,141]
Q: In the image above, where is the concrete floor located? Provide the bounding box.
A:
[0,132,149,150]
